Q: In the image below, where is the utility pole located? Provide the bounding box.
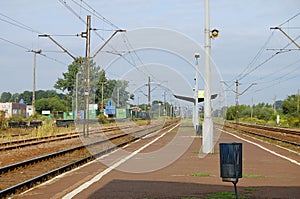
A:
[82,15,91,136]
[75,72,79,118]
[297,89,300,113]
[117,87,120,107]
[250,97,254,122]
[148,76,151,119]
[32,49,42,115]
[272,95,276,113]
[163,91,166,116]
[235,80,239,126]
[101,82,106,110]
[38,16,124,134]
[86,15,91,136]
[221,80,256,126]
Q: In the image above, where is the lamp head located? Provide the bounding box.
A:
[194,53,200,59]
[211,29,219,39]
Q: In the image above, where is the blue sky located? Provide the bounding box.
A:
[0,0,299,106]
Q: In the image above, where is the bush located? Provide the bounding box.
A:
[98,114,108,124]
[0,110,7,130]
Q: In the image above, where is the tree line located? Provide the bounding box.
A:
[225,94,300,127]
[0,90,68,113]
[0,58,133,114]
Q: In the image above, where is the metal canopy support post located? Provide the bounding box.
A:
[235,80,239,126]
[194,53,200,131]
[202,0,213,153]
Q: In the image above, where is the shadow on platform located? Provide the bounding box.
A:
[87,179,300,199]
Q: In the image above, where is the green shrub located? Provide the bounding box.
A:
[0,110,7,130]
[98,114,108,124]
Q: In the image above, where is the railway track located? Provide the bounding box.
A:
[0,119,179,198]
[223,122,300,147]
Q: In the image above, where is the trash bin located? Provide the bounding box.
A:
[219,142,242,183]
[196,124,202,135]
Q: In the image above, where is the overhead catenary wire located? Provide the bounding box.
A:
[233,31,275,82]
[232,12,300,84]
[249,57,300,84]
[58,0,160,83]
[257,64,300,86]
[241,33,300,85]
[0,12,72,65]
[121,34,159,82]
[70,0,120,29]
[0,36,66,65]
[253,73,299,93]
[0,36,31,51]
[0,12,42,34]
[278,12,300,27]
[58,0,87,24]
[236,30,297,81]
[58,0,118,49]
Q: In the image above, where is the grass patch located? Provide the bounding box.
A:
[193,150,219,154]
[189,173,211,177]
[244,187,257,192]
[243,174,264,178]
[192,150,201,154]
[205,192,247,199]
[169,128,178,133]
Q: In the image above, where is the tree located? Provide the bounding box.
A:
[94,70,132,107]
[110,80,131,108]
[19,91,32,104]
[0,92,12,102]
[95,69,108,104]
[35,97,66,113]
[239,104,251,118]
[55,58,109,111]
[54,58,84,95]
[10,93,20,102]
[225,106,236,120]
[35,90,65,100]
[282,94,299,117]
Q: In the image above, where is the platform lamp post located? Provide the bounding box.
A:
[194,53,200,133]
[203,0,219,153]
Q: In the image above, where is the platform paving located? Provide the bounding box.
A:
[15,122,300,199]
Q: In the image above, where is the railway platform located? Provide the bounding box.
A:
[15,122,300,199]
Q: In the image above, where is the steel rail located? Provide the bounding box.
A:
[0,121,175,174]
[237,122,300,135]
[223,123,300,147]
[0,125,127,151]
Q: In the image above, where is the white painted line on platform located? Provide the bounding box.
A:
[218,128,300,166]
[62,123,180,199]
